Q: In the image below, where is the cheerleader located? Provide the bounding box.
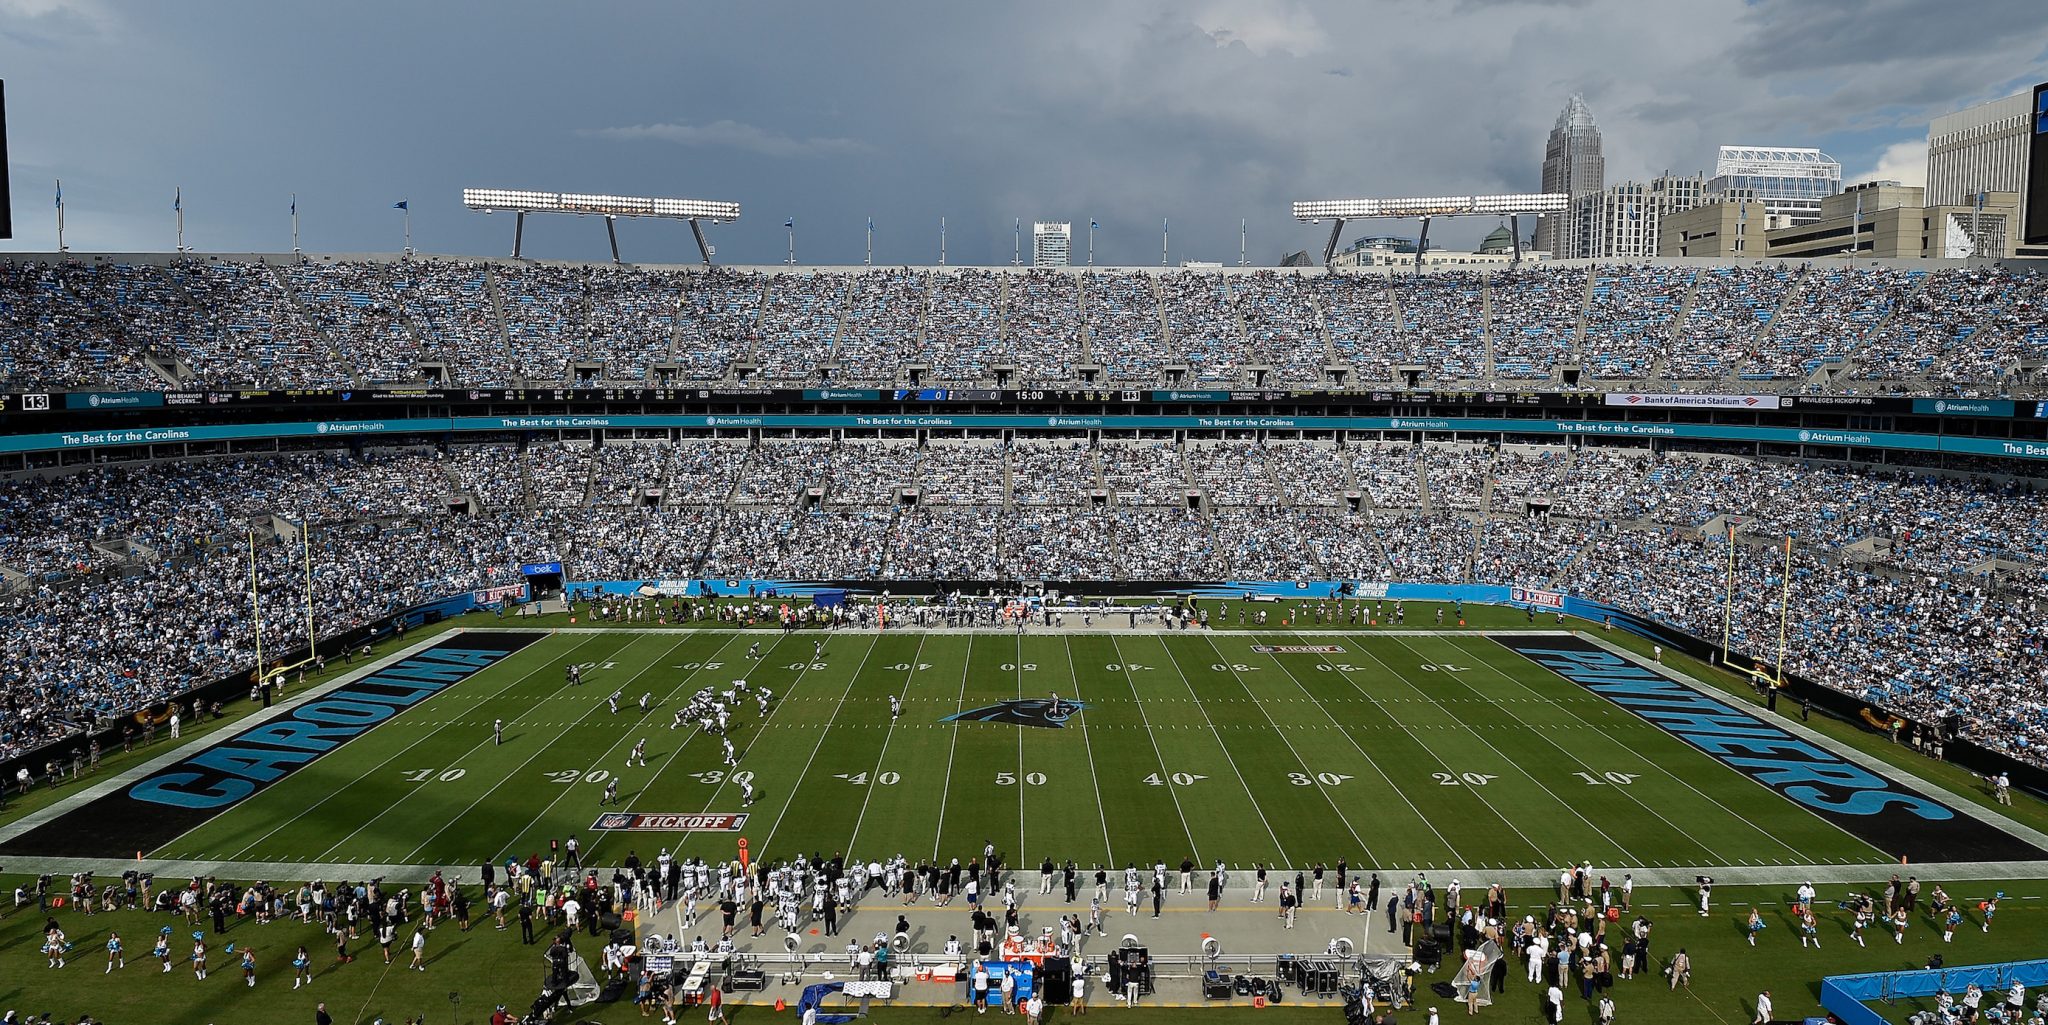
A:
[241,947,257,988]
[293,945,312,989]
[1800,911,1820,948]
[154,929,174,972]
[42,923,67,968]
[1851,906,1869,947]
[1944,905,1964,943]
[1891,906,1910,945]
[192,934,208,980]
[1982,892,2002,933]
[104,930,123,973]
[1745,908,1765,946]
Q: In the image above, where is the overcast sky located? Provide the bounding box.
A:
[3,0,2045,266]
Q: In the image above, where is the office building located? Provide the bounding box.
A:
[1537,95,1605,257]
[1926,91,2031,235]
[1569,173,1702,259]
[1763,183,2018,259]
[1706,146,1841,225]
[1032,222,1072,267]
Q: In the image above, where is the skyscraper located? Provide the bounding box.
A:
[1925,91,2030,227]
[1705,147,1841,226]
[1032,222,1072,267]
[1538,95,1605,257]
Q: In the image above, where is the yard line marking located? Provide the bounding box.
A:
[1176,634,1376,865]
[1445,634,1809,864]
[1016,632,1028,862]
[1105,636,1206,866]
[1399,635,1743,866]
[1246,632,1458,863]
[1299,638,1555,864]
[1350,638,1645,866]
[331,631,690,864]
[932,634,978,862]
[400,631,738,866]
[752,636,885,862]
[1058,634,1118,867]
[214,631,616,864]
[843,633,930,856]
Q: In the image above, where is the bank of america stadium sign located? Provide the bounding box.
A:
[589,812,749,832]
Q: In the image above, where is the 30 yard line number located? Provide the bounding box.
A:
[689,770,755,786]
[1289,772,1353,786]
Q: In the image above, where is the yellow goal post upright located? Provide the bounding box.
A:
[245,520,319,692]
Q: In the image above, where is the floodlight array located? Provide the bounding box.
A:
[1292,194,1567,220]
[462,188,739,223]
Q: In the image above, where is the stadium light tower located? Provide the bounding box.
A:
[462,189,740,265]
[1292,193,1568,270]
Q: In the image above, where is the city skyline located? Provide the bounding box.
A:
[1,0,2045,264]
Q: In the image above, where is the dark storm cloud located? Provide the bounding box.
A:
[1,0,2044,264]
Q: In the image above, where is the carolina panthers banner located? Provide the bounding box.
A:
[942,698,1085,729]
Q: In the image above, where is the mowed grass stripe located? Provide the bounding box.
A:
[936,635,1028,863]
[849,635,972,860]
[1174,633,1378,865]
[758,632,923,862]
[651,633,877,865]
[1288,637,1558,867]
[1214,633,1464,869]
[166,630,627,864]
[1450,634,1884,865]
[1017,634,1110,867]
[1347,636,1647,866]
[404,630,733,867]
[1066,635,1205,870]
[1111,635,1286,866]
[1381,633,1730,866]
[1122,635,1297,866]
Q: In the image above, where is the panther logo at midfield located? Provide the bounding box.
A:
[942,698,1085,729]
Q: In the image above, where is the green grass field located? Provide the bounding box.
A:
[1,614,2042,1025]
[148,628,1889,873]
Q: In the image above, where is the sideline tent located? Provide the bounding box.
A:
[796,981,854,1024]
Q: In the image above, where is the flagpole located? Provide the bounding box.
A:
[1240,219,1247,267]
[1087,220,1095,267]
[786,220,795,266]
[404,206,412,256]
[175,186,185,253]
[940,216,947,267]
[291,194,300,255]
[1012,219,1020,267]
[55,179,65,253]
[865,218,873,267]
[1161,218,1168,267]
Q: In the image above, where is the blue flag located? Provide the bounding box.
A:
[867,218,874,231]
[393,200,408,211]
[173,187,181,212]
[784,218,794,229]
[290,195,296,216]
[1090,220,1099,230]
[54,182,61,208]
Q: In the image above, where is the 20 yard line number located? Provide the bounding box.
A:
[1432,772,1500,787]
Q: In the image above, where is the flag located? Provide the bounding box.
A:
[867,217,874,232]
[784,218,794,229]
[290,194,296,217]
[392,200,408,211]
[1090,220,1099,230]
[173,187,181,212]
[54,181,61,208]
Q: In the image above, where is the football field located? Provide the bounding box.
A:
[30,624,2018,880]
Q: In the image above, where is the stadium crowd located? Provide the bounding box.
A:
[7,257,2048,391]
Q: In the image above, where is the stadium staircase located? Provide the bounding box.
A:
[1479,276,1499,381]
[1074,273,1095,371]
[725,275,774,381]
[1719,265,1813,389]
[267,263,356,387]
[1413,450,1436,514]
[1647,272,1706,386]
[1561,268,1596,387]
[479,266,518,384]
[1828,272,1934,391]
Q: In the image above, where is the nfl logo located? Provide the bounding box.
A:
[596,813,633,830]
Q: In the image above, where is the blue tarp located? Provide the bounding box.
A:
[1821,958,2048,1025]
[795,981,854,1024]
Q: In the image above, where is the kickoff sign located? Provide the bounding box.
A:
[589,812,750,832]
